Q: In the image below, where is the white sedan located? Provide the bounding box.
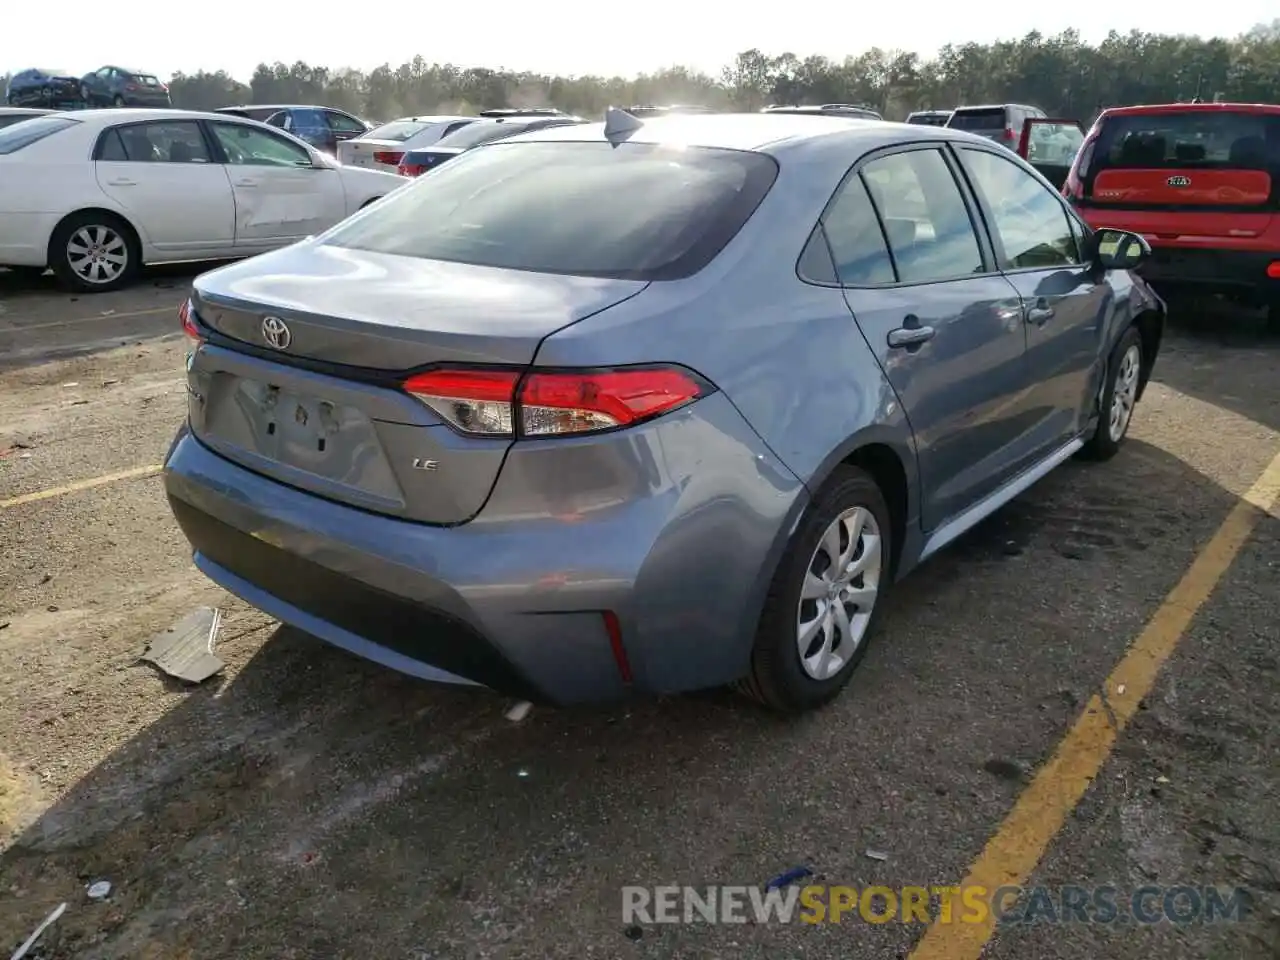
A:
[0,108,407,292]
[337,114,476,174]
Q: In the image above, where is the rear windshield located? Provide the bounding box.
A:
[0,115,78,154]
[364,119,437,142]
[137,75,162,86]
[435,119,542,150]
[948,108,1007,131]
[323,140,779,281]
[1092,110,1280,170]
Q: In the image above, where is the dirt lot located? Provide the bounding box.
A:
[1,268,1278,960]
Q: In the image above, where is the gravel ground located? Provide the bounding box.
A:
[1,272,1277,959]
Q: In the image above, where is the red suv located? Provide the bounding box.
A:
[1056,102,1280,325]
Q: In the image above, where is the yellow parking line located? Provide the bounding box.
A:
[0,464,162,510]
[909,448,1280,960]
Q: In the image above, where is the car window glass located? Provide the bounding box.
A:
[290,109,327,129]
[860,149,984,282]
[104,122,210,163]
[326,111,366,134]
[959,148,1079,269]
[264,112,289,129]
[1026,122,1084,164]
[211,123,311,167]
[797,225,838,283]
[820,173,895,285]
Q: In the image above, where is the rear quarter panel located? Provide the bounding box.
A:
[529,136,922,530]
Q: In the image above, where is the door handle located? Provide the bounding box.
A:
[105,178,136,186]
[887,317,936,349]
[1025,299,1056,324]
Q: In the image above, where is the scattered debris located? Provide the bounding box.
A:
[516,768,530,779]
[61,382,79,388]
[1117,683,1127,695]
[100,309,116,316]
[86,880,112,900]
[765,866,813,890]
[102,379,120,387]
[0,441,32,459]
[864,848,889,862]
[70,399,90,406]
[38,573,51,585]
[19,453,32,460]
[0,622,9,631]
[504,700,533,723]
[623,924,643,941]
[983,757,1030,782]
[46,605,58,613]
[140,606,225,684]
[1154,775,1170,784]
[9,901,66,960]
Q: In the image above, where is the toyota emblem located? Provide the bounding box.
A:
[1166,175,1191,188]
[261,316,291,350]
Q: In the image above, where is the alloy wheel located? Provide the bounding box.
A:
[1108,343,1141,442]
[796,506,882,681]
[66,225,128,286]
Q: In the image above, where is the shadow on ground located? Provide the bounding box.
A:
[1155,294,1280,434]
[2,433,1266,959]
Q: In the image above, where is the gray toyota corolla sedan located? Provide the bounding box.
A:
[164,110,1165,712]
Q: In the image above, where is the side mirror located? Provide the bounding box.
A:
[1091,228,1150,271]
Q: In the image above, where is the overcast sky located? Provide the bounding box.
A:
[6,4,1274,81]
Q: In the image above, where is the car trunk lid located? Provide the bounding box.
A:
[185,242,648,525]
[338,137,403,169]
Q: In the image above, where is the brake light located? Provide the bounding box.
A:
[373,151,403,166]
[398,163,427,177]
[1267,262,1280,279]
[179,299,201,342]
[402,366,710,438]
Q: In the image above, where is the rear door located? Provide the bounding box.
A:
[206,120,346,248]
[1018,118,1085,190]
[826,144,1034,530]
[94,119,236,254]
[1073,108,1279,244]
[955,144,1108,452]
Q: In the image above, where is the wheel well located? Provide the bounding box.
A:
[360,196,382,209]
[47,208,142,266]
[1132,308,1163,400]
[841,443,908,577]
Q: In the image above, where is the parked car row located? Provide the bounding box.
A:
[6,66,174,108]
[162,106,1166,713]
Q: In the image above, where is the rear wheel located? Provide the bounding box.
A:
[49,212,140,293]
[738,465,891,713]
[112,94,125,107]
[1080,325,1143,461]
[80,83,92,104]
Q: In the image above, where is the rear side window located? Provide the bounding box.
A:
[0,115,78,154]
[860,149,984,283]
[819,174,895,285]
[364,119,433,141]
[323,141,779,282]
[948,108,1007,132]
[1093,110,1280,170]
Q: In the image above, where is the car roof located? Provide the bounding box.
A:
[1098,101,1280,118]
[218,104,346,113]
[378,115,472,124]
[500,111,982,157]
[0,106,55,115]
[61,107,297,126]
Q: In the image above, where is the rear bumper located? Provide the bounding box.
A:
[1134,246,1280,302]
[163,393,807,705]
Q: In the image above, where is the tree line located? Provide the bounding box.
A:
[7,22,1280,125]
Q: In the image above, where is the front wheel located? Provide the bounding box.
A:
[80,83,92,104]
[1079,325,1143,461]
[738,465,892,713]
[112,94,125,107]
[49,213,140,293]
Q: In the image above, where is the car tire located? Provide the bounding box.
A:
[49,212,140,294]
[1079,324,1143,462]
[80,83,92,104]
[112,94,125,107]
[738,465,892,713]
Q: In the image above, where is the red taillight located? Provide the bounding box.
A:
[1267,262,1280,279]
[398,163,426,177]
[179,298,201,342]
[401,366,709,438]
[373,151,403,166]
[126,83,138,92]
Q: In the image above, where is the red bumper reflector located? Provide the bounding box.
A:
[602,610,633,684]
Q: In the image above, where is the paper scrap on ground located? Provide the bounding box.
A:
[141,606,224,683]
